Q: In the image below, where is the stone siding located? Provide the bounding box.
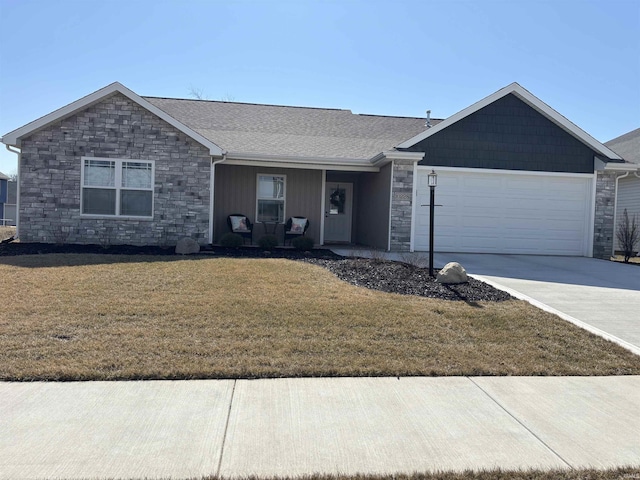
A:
[19,93,211,246]
[593,170,616,259]
[389,160,414,251]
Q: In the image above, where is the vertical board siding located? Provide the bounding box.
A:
[215,164,322,245]
[357,163,391,249]
[407,94,596,173]
[616,176,640,251]
[214,165,256,242]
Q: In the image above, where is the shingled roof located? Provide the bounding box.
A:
[144,97,437,160]
[605,128,640,165]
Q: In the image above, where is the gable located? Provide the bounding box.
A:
[404,94,598,173]
[2,82,224,157]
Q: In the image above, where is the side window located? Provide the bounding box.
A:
[256,174,285,223]
[81,157,154,217]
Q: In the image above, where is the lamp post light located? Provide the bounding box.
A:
[428,169,437,277]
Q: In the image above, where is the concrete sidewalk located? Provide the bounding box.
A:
[2,376,639,479]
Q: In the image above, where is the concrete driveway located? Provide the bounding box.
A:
[434,254,640,355]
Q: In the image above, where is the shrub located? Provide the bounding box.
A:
[616,208,639,263]
[258,235,278,250]
[291,236,314,251]
[220,233,243,248]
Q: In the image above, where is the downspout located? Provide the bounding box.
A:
[320,170,326,245]
[5,145,20,238]
[209,154,227,244]
[612,171,630,257]
[387,160,394,251]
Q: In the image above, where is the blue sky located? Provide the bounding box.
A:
[0,0,638,175]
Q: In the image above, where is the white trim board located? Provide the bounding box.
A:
[222,157,380,172]
[1,82,225,157]
[396,83,622,161]
[415,165,595,178]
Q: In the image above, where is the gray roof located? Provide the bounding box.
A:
[0,171,9,180]
[144,97,438,159]
[605,128,640,165]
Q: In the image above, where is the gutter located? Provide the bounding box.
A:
[603,162,638,172]
[224,152,380,172]
[5,145,20,237]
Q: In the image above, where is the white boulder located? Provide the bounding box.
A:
[436,262,468,284]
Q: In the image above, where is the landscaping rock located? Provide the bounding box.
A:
[175,238,200,255]
[436,262,468,284]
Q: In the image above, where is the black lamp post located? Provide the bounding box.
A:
[428,169,437,277]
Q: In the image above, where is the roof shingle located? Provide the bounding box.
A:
[605,128,640,165]
[144,97,436,159]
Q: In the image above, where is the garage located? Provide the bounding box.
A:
[413,167,593,256]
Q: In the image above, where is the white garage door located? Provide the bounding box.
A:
[414,168,593,256]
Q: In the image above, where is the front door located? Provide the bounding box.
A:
[324,182,353,243]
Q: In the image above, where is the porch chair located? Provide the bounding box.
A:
[227,214,254,244]
[284,216,309,245]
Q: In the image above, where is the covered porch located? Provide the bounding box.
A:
[211,160,397,250]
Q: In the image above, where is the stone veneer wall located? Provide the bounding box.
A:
[389,159,414,251]
[593,170,616,259]
[19,93,212,246]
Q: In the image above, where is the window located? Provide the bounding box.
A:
[256,174,285,223]
[81,157,154,217]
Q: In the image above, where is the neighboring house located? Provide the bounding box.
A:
[0,82,634,258]
[4,180,17,226]
[0,171,8,225]
[605,128,640,253]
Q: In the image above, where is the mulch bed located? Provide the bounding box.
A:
[306,257,512,302]
[0,241,511,302]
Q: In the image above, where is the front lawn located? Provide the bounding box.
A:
[1,254,639,381]
[612,254,640,265]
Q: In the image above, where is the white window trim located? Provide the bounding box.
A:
[255,173,286,224]
[80,156,155,219]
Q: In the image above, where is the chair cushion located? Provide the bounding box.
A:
[230,216,249,232]
[290,217,306,233]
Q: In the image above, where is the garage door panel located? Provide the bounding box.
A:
[415,169,591,256]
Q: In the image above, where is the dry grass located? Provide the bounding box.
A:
[200,468,640,480]
[612,255,640,265]
[0,225,16,241]
[1,254,640,381]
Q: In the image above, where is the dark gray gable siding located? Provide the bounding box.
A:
[404,94,596,173]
